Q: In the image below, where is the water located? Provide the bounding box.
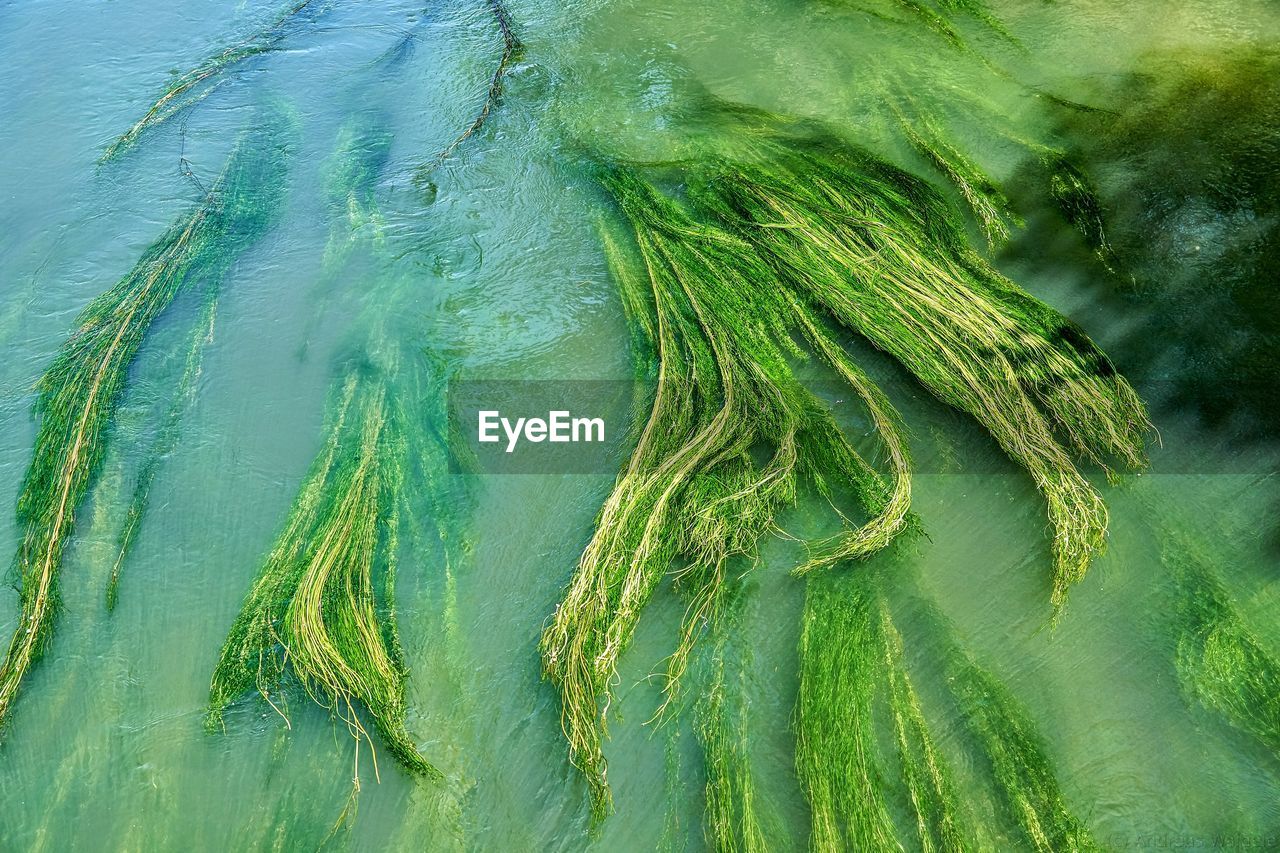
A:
[0,0,1277,849]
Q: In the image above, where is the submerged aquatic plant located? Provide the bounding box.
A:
[208,359,439,781]
[694,592,770,853]
[1169,543,1280,756]
[896,107,1017,247]
[102,0,319,160]
[0,116,290,734]
[800,568,1097,852]
[878,599,973,853]
[211,110,461,787]
[107,290,217,611]
[322,115,394,267]
[542,108,1147,818]
[690,126,1148,595]
[418,0,523,180]
[541,166,906,819]
[942,635,1098,851]
[797,573,900,852]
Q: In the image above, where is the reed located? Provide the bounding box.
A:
[0,116,290,734]
[102,0,318,160]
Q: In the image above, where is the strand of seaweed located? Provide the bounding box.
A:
[416,0,523,182]
[0,113,291,734]
[105,287,217,610]
[541,104,1147,821]
[101,0,320,161]
[295,112,395,361]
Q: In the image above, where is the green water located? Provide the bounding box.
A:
[0,0,1277,849]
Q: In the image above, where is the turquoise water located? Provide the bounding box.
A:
[0,0,1278,849]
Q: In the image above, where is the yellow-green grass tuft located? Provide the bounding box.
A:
[207,365,439,781]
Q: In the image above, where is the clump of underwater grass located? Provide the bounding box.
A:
[689,127,1149,602]
[800,564,1093,851]
[1168,543,1280,755]
[207,358,439,782]
[828,0,1016,51]
[322,114,394,267]
[798,570,979,853]
[1045,156,1114,267]
[0,115,291,734]
[930,613,1098,851]
[797,571,901,852]
[878,597,973,852]
[543,117,1145,818]
[694,587,770,852]
[895,105,1018,247]
[417,0,522,181]
[540,169,910,820]
[543,106,1145,821]
[102,0,319,161]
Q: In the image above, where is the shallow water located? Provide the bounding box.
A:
[0,0,1277,850]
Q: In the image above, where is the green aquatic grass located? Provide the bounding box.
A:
[936,621,1099,851]
[695,596,770,853]
[1169,543,1280,756]
[418,0,522,180]
[322,116,393,265]
[879,598,974,853]
[828,0,1014,50]
[211,114,447,781]
[207,362,439,781]
[297,112,397,362]
[106,289,217,611]
[797,572,900,852]
[102,0,318,161]
[540,166,904,820]
[0,115,290,735]
[1045,156,1114,267]
[799,567,1091,852]
[798,569,978,853]
[544,108,1146,819]
[690,128,1149,603]
[897,107,1017,247]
